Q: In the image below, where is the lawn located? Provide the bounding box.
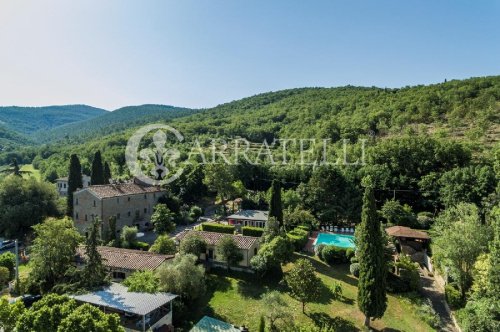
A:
[20,164,41,181]
[187,253,435,331]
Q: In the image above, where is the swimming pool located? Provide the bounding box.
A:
[315,233,355,249]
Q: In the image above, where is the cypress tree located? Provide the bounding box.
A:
[11,158,21,176]
[67,154,83,216]
[83,217,107,288]
[91,150,104,185]
[269,180,283,228]
[357,176,387,328]
[103,161,112,184]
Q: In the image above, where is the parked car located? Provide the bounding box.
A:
[21,294,42,307]
[9,294,42,308]
[198,217,213,223]
[0,240,15,251]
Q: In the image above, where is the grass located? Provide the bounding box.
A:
[187,253,436,331]
[20,164,41,181]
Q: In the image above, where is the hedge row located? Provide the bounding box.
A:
[287,227,309,251]
[316,244,355,265]
[201,222,235,234]
[242,226,264,237]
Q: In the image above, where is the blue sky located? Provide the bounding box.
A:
[0,0,499,110]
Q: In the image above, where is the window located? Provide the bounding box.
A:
[75,212,79,220]
[128,197,131,202]
[63,183,66,188]
[117,198,120,203]
[87,181,91,186]
[75,198,79,205]
[128,211,131,217]
[254,248,258,255]
[85,215,88,221]
[93,200,96,207]
[144,208,147,214]
[112,272,126,280]
[117,213,121,219]
[144,194,147,199]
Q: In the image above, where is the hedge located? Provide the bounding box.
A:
[320,245,349,264]
[242,226,264,237]
[201,222,235,234]
[287,228,309,251]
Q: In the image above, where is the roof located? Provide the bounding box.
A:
[385,226,431,240]
[226,210,268,221]
[176,230,259,250]
[77,246,174,271]
[190,316,241,332]
[70,282,177,316]
[56,177,68,181]
[81,183,165,199]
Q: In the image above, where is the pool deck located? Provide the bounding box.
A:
[305,230,356,253]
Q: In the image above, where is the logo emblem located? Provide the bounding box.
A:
[126,124,184,185]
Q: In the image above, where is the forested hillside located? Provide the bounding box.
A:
[2,76,499,194]
[0,124,30,150]
[34,104,200,143]
[0,105,107,134]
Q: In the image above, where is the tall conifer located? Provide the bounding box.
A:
[357,176,387,328]
[91,150,104,185]
[103,161,112,184]
[67,154,82,216]
[269,180,283,228]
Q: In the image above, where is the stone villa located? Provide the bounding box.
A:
[73,179,166,235]
[56,174,91,196]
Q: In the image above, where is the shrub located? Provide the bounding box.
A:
[416,299,440,329]
[349,263,360,277]
[0,266,10,285]
[345,248,355,261]
[131,241,150,251]
[396,255,420,291]
[201,222,235,234]
[0,252,15,279]
[286,228,309,251]
[242,226,264,237]
[320,246,348,264]
[297,225,310,232]
[386,272,411,293]
[445,284,464,309]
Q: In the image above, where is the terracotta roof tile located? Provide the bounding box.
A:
[176,230,259,250]
[83,183,165,199]
[77,246,174,271]
[385,226,430,240]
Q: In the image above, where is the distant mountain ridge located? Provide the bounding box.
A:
[0,105,107,134]
[34,104,200,143]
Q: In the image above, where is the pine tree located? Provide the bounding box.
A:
[357,176,387,328]
[67,154,83,217]
[103,162,112,184]
[83,217,107,288]
[11,158,21,177]
[91,150,104,185]
[269,180,283,228]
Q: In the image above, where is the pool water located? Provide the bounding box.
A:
[315,233,355,248]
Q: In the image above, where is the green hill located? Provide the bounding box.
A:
[2,75,499,181]
[0,124,31,151]
[34,104,199,143]
[0,105,107,135]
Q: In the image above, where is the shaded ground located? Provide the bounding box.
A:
[419,268,458,332]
